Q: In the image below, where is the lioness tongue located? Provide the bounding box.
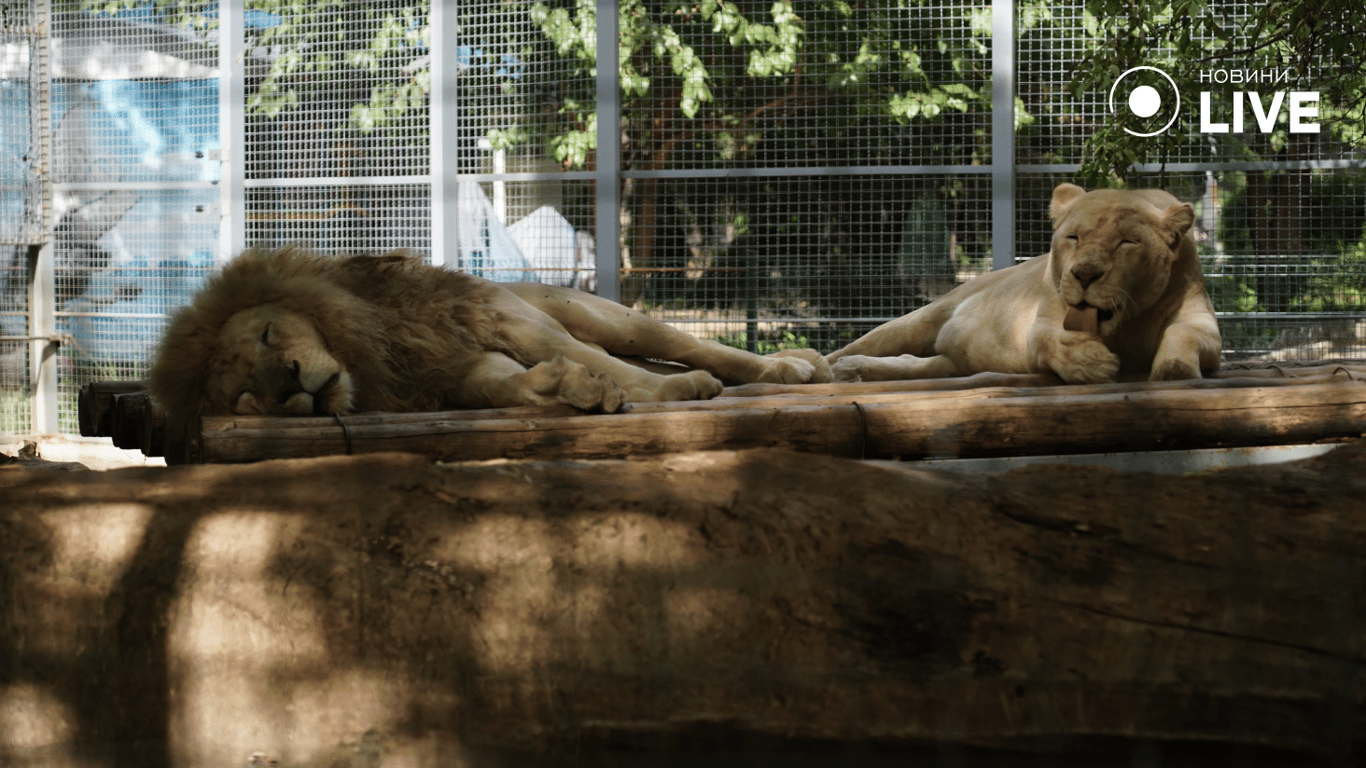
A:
[1064,305,1099,334]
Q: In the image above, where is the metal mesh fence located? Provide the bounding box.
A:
[36,4,222,434]
[620,0,998,354]
[1,1,46,433]
[630,0,994,171]
[3,0,1366,437]
[633,174,993,354]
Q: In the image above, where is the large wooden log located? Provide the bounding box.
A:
[192,378,1366,463]
[1,446,1363,765]
[77,363,1366,464]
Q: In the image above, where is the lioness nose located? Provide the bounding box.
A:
[1071,262,1104,289]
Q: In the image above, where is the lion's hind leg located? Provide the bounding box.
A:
[505,283,823,385]
[824,305,959,382]
[829,353,962,383]
[490,287,724,403]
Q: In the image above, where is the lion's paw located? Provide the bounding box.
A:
[547,358,628,413]
[762,348,831,384]
[1053,337,1120,384]
[657,370,724,402]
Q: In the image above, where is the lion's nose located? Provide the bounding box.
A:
[1071,262,1104,289]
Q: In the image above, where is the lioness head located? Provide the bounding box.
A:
[213,304,356,416]
[1047,183,1196,338]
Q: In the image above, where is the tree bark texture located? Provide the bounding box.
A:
[2,446,1364,766]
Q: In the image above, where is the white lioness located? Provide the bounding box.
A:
[826,183,1221,384]
[148,245,827,420]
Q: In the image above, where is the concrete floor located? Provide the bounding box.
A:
[1,435,166,470]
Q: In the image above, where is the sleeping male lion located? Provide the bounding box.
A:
[148,245,826,420]
[826,183,1221,384]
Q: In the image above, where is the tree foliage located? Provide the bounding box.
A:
[1069,0,1364,183]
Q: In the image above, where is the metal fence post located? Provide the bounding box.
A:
[430,0,461,268]
[218,0,245,262]
[593,0,621,302]
[28,243,57,434]
[992,0,1015,271]
[28,0,57,435]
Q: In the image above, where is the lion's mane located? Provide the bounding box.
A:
[148,245,510,420]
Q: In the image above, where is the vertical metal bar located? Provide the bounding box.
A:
[745,248,758,353]
[593,0,621,302]
[28,244,57,435]
[218,0,246,261]
[991,0,1015,271]
[430,0,461,268]
[30,0,57,435]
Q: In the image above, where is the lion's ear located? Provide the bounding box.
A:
[1161,202,1195,248]
[1049,183,1087,225]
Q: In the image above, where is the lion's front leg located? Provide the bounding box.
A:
[1029,323,1120,385]
[1150,317,1222,381]
[454,351,627,412]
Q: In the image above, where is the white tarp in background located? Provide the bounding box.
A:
[508,204,596,291]
[454,180,534,284]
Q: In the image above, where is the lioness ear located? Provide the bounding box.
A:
[1161,202,1195,248]
[1049,183,1087,226]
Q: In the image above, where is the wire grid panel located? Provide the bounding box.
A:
[243,3,428,182]
[0,244,31,433]
[1014,1,1100,167]
[239,0,589,267]
[42,5,221,433]
[1,12,48,247]
[245,184,430,256]
[635,175,993,353]
[625,0,994,172]
[239,0,563,183]
[1,3,45,433]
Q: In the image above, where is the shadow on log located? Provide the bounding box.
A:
[2,445,1365,765]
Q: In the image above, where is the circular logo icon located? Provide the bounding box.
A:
[1109,66,1181,137]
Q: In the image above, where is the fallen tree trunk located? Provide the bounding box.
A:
[2,446,1364,765]
[190,378,1366,463]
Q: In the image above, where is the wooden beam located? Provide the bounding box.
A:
[79,362,1366,464]
[192,379,1366,463]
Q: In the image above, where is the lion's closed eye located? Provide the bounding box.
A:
[235,391,264,414]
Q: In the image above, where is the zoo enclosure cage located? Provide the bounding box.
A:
[2,0,1364,437]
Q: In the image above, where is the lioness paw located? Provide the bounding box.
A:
[763,348,831,383]
[1150,355,1201,382]
[655,370,724,402]
[1053,337,1120,384]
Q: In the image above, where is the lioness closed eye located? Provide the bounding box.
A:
[148,245,829,422]
[826,183,1221,385]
